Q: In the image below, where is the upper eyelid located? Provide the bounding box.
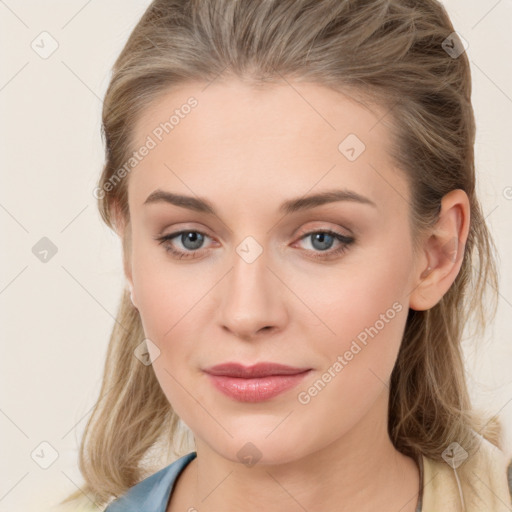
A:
[158,227,353,246]
[159,220,353,238]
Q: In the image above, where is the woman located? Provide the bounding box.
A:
[57,0,512,511]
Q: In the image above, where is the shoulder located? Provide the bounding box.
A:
[421,436,512,512]
[103,452,197,512]
[48,452,197,512]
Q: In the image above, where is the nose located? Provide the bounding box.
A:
[217,249,288,341]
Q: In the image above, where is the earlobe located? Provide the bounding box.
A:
[408,189,470,311]
[125,263,138,309]
[128,283,137,309]
[111,201,138,309]
[125,260,138,309]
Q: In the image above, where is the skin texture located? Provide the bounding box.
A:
[116,79,470,512]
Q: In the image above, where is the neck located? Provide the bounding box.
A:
[174,389,420,512]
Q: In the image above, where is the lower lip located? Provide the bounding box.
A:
[205,371,311,402]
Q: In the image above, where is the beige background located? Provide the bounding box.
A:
[0,1,511,510]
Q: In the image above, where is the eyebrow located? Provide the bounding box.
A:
[143,188,377,215]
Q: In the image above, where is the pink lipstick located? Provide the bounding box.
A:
[203,362,311,402]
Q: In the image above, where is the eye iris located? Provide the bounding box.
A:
[182,232,204,250]
[311,233,334,251]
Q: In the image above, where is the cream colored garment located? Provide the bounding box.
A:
[421,436,512,511]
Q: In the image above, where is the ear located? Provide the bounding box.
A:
[111,200,138,309]
[409,189,470,311]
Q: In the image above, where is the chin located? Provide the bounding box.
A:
[206,431,309,467]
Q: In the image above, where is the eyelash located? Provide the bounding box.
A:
[154,228,355,261]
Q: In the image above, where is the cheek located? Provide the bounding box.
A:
[131,248,202,416]
[299,250,409,338]
[131,241,195,343]
[295,242,412,386]
[294,268,409,430]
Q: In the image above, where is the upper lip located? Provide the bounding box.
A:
[203,362,312,378]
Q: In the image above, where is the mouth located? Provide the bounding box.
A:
[203,362,312,378]
[203,362,312,402]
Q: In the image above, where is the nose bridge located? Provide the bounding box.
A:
[217,236,286,338]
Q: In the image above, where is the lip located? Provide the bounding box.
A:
[203,362,312,402]
[204,362,312,378]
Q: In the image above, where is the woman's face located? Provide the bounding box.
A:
[124,79,423,464]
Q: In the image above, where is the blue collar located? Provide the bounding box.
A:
[104,451,197,512]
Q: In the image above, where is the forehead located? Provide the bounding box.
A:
[127,79,408,217]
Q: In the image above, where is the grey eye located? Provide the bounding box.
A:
[308,232,335,251]
[178,231,205,250]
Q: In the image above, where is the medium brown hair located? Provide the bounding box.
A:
[62,0,501,508]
